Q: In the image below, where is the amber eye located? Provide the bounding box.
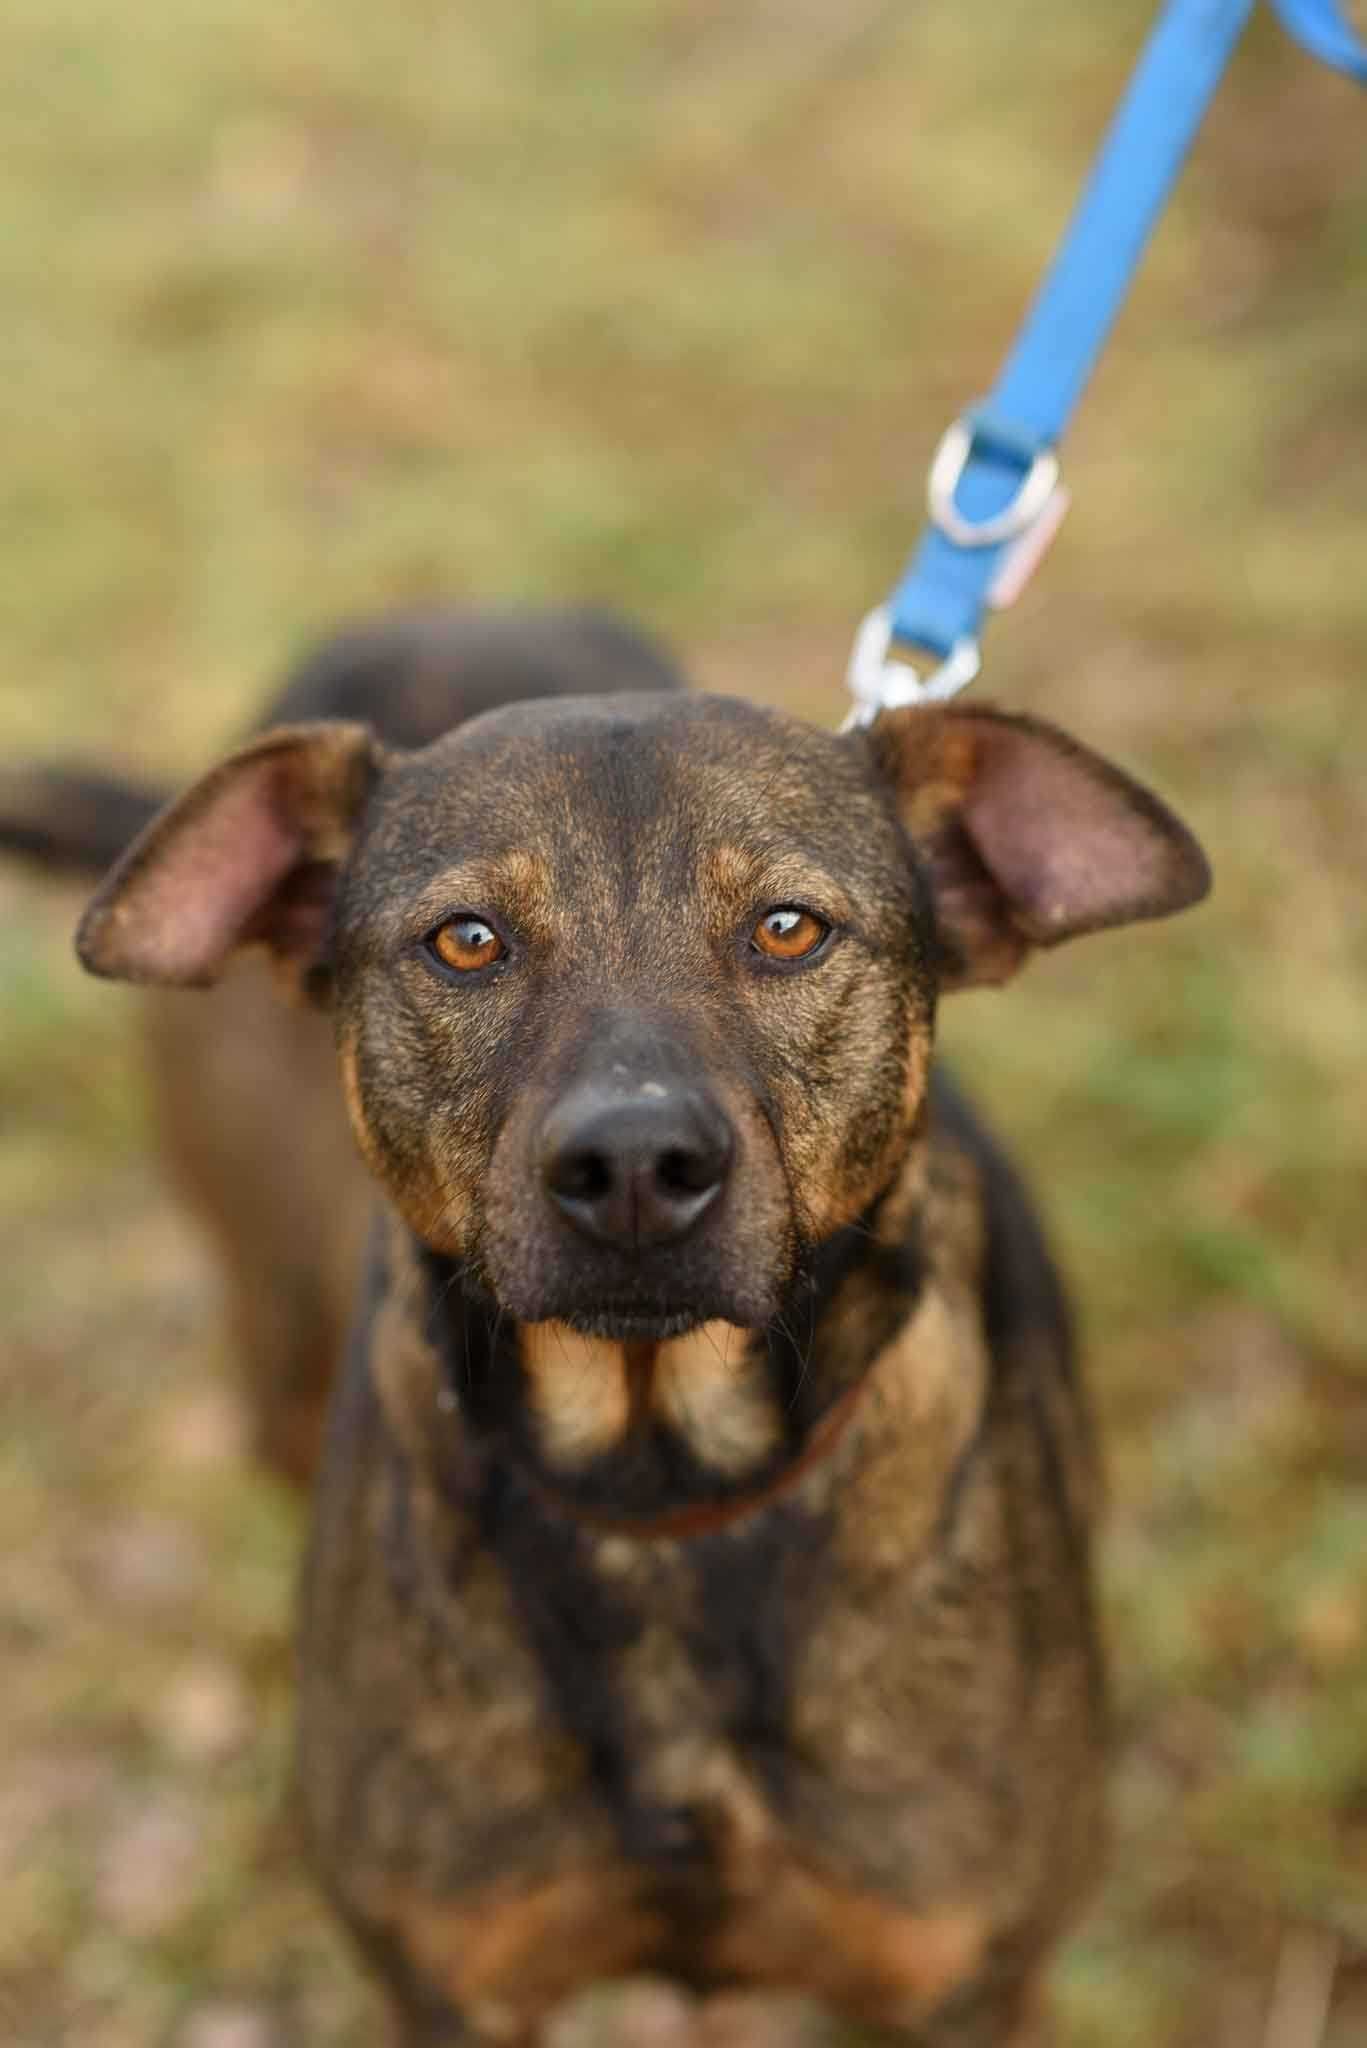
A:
[750,905,830,963]
[428,915,507,974]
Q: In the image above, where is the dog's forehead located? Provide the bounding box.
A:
[362,691,898,878]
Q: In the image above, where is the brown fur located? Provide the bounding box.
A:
[69,614,1210,2043]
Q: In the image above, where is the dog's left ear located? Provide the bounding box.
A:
[76,721,381,996]
[866,704,1211,988]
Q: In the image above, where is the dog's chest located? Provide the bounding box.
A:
[477,1470,829,1854]
[303,1289,1099,2041]
[327,1446,1021,2040]
[326,1269,1013,1894]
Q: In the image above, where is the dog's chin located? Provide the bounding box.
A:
[489,1272,781,1344]
[483,1235,789,1343]
[556,1305,711,1343]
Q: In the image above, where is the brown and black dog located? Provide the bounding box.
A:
[25,610,1211,2043]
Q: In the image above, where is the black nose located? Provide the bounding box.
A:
[540,1086,734,1248]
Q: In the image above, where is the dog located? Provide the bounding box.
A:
[61,610,1210,2044]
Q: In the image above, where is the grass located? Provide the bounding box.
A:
[1,1,1365,2041]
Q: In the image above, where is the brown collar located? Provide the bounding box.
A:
[521,1373,869,1542]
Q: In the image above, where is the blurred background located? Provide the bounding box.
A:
[1,2,1364,2044]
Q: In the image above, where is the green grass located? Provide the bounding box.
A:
[2,1,1366,2041]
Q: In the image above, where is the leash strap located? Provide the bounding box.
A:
[846,0,1367,725]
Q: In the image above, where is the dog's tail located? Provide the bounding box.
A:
[0,765,165,876]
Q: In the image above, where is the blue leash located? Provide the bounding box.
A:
[846,0,1367,724]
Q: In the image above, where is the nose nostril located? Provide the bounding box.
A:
[555,1148,614,1202]
[657,1146,717,1197]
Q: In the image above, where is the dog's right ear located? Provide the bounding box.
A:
[76,722,381,996]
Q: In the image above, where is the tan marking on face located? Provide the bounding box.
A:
[337,1038,381,1176]
[402,1180,473,1257]
[375,1867,661,2039]
[699,842,854,927]
[342,1031,476,1256]
[652,1321,778,1475]
[785,1081,919,1244]
[700,841,760,901]
[407,847,555,944]
[519,1323,631,1468]
[341,1034,473,1249]
[901,1012,934,1124]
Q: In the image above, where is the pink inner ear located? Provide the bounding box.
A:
[116,764,304,983]
[962,722,1205,941]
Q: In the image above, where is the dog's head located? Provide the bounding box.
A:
[78,688,1206,1497]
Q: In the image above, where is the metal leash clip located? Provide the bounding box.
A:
[841,607,980,731]
[840,0,1364,738]
[843,408,1062,729]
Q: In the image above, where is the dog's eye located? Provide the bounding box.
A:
[750,906,829,963]
[428,916,507,973]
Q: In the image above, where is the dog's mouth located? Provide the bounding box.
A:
[478,1219,789,1347]
[451,1242,758,1342]
[556,1303,711,1343]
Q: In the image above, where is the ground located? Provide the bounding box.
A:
[1,3,1366,2044]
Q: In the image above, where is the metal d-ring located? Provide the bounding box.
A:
[926,416,1061,551]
